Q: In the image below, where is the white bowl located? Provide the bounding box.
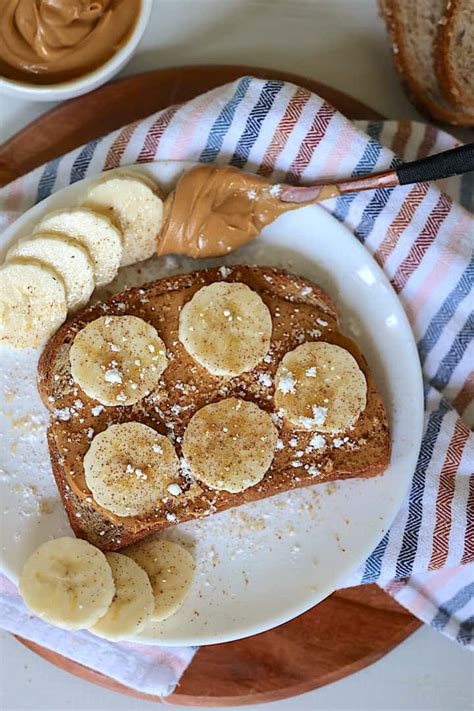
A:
[0,0,153,102]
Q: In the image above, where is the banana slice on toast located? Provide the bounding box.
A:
[84,422,180,517]
[8,233,94,311]
[0,260,67,349]
[34,207,123,287]
[19,537,115,630]
[124,539,195,622]
[182,397,278,492]
[179,281,272,377]
[82,175,163,266]
[69,315,167,406]
[275,342,367,433]
[89,552,154,640]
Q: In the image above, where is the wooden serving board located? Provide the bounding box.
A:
[0,64,382,186]
[5,65,419,706]
[17,586,420,707]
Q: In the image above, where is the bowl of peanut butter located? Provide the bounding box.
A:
[0,0,152,101]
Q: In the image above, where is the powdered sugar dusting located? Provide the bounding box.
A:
[277,370,296,394]
[258,372,272,388]
[309,433,326,450]
[298,405,328,429]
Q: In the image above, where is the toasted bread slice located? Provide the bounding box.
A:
[379,0,474,126]
[38,266,391,551]
[435,0,474,108]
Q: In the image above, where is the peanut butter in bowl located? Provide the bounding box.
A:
[0,0,151,100]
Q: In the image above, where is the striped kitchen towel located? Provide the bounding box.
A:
[0,77,472,695]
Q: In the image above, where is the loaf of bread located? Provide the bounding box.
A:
[379,0,474,126]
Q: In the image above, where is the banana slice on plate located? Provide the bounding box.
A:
[34,208,123,287]
[83,422,180,517]
[7,233,94,311]
[111,169,159,192]
[182,397,278,492]
[275,342,367,433]
[82,175,163,266]
[179,282,272,377]
[69,315,167,406]
[19,537,115,631]
[124,539,195,622]
[89,552,154,640]
[0,260,67,349]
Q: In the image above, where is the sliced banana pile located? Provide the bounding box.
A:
[83,422,180,518]
[69,315,168,406]
[179,281,272,376]
[19,536,194,638]
[275,342,367,433]
[0,170,164,349]
[124,539,195,622]
[182,397,278,493]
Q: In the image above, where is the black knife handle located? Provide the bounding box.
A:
[396,143,474,185]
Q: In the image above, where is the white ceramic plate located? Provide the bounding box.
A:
[0,161,423,646]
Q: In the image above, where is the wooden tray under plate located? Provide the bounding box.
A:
[17,585,419,707]
[4,64,419,706]
[0,64,382,185]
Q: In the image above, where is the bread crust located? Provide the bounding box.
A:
[435,0,474,108]
[379,0,474,127]
[39,266,391,551]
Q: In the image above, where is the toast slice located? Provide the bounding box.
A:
[435,0,474,108]
[38,266,391,551]
[379,0,474,126]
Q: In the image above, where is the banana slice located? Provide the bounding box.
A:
[82,175,163,266]
[112,169,159,192]
[8,233,94,311]
[84,422,180,517]
[34,208,123,287]
[69,315,167,406]
[19,537,115,631]
[179,282,272,377]
[0,260,67,349]
[275,342,367,433]
[124,539,195,622]
[89,552,154,640]
[182,397,278,493]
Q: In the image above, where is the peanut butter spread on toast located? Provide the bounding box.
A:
[39,267,391,549]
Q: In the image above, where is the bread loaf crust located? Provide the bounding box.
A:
[435,0,474,108]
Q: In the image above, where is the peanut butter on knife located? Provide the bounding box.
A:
[158,142,474,260]
[157,165,340,259]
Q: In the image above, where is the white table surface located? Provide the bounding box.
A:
[0,2,472,710]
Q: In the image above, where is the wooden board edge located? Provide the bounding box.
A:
[0,64,383,186]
